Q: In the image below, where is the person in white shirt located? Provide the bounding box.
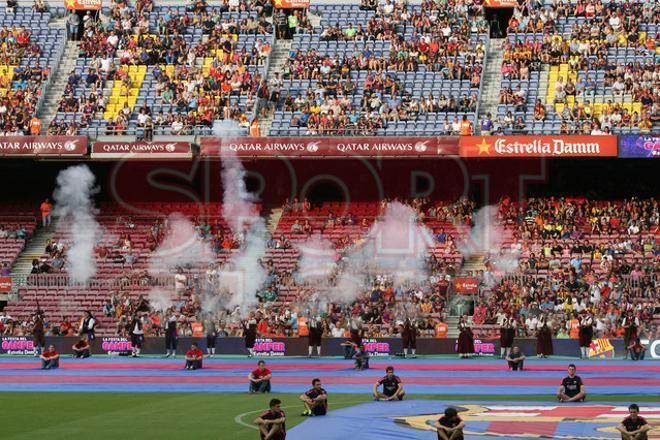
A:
[525,315,539,336]
[174,268,187,296]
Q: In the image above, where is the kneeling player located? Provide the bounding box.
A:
[373,366,405,401]
[435,407,465,440]
[254,398,286,440]
[72,339,91,358]
[617,404,650,440]
[185,343,203,370]
[299,378,328,416]
[557,364,587,402]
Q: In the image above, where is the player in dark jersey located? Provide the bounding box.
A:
[617,404,650,440]
[557,364,587,402]
[254,398,286,440]
[373,366,405,401]
[435,407,465,440]
[299,378,328,416]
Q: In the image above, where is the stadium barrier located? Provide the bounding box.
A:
[0,336,626,358]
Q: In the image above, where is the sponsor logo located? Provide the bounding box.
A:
[306,141,320,153]
[101,337,133,354]
[0,277,11,291]
[0,337,35,355]
[414,140,429,152]
[252,338,285,356]
[460,136,617,157]
[63,140,78,151]
[362,338,390,356]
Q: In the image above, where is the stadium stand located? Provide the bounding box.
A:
[269,2,487,135]
[2,196,656,341]
[0,6,65,135]
[48,1,273,137]
[495,0,659,135]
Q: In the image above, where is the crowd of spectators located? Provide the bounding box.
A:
[0,27,47,135]
[498,0,659,135]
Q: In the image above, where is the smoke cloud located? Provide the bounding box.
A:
[457,205,519,288]
[327,202,434,304]
[148,213,214,273]
[53,165,101,284]
[148,287,175,312]
[214,121,268,316]
[296,234,337,284]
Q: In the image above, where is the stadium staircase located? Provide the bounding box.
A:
[261,39,292,135]
[9,219,59,297]
[38,41,80,132]
[461,254,486,273]
[477,38,505,130]
[446,316,459,338]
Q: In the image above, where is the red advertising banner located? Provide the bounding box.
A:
[483,0,519,7]
[64,0,102,10]
[459,135,618,158]
[273,0,310,8]
[200,137,459,158]
[0,136,87,157]
[0,277,11,292]
[91,141,192,160]
[454,277,479,294]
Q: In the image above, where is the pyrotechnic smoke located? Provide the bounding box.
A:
[148,287,175,312]
[53,165,101,284]
[215,121,267,316]
[327,202,434,303]
[148,212,214,273]
[221,221,268,314]
[296,234,337,284]
[457,205,519,287]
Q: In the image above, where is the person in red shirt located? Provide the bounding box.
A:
[40,345,60,369]
[72,339,90,358]
[185,343,204,370]
[248,360,272,393]
[39,198,52,228]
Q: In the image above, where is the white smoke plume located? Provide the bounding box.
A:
[216,120,257,234]
[327,202,434,304]
[148,213,214,273]
[215,121,268,316]
[296,234,337,284]
[148,287,175,312]
[53,165,101,284]
[457,205,519,288]
[221,221,268,314]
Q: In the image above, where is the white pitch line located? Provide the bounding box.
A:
[234,400,367,430]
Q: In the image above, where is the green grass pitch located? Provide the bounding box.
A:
[2,392,658,440]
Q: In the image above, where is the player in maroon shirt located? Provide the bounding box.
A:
[557,364,587,402]
[373,366,405,401]
[254,398,286,440]
[249,360,272,393]
[617,404,650,440]
[435,407,465,440]
[299,378,328,416]
[184,343,204,370]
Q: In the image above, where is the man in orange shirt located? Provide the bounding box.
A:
[40,198,53,228]
[459,115,473,136]
[30,116,42,135]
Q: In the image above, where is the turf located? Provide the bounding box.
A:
[2,392,659,440]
